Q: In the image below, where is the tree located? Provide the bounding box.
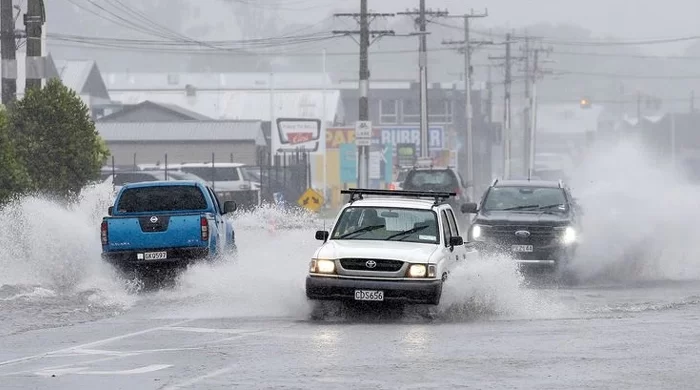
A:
[9,79,110,199]
[0,105,31,204]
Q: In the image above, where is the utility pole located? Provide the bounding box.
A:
[442,9,490,200]
[24,0,45,91]
[522,36,531,177]
[489,34,530,179]
[398,3,448,158]
[527,48,538,178]
[1,0,16,104]
[333,1,394,189]
[526,46,552,178]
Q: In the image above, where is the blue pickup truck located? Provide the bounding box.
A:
[101,180,238,275]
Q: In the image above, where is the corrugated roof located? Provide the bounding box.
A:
[96,121,265,145]
[108,90,341,123]
[104,72,332,91]
[155,102,212,120]
[54,60,94,94]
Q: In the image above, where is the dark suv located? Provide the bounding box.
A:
[461,179,581,271]
[401,166,470,212]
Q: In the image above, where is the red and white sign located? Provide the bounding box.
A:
[275,118,322,153]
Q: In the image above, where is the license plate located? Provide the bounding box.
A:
[144,251,167,260]
[511,245,533,253]
[354,290,384,301]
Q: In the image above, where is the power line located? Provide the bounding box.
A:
[429,19,700,47]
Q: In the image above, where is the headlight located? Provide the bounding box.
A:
[310,259,336,274]
[562,226,577,245]
[470,224,484,241]
[407,264,427,278]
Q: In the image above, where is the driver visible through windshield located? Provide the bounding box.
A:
[331,207,439,244]
[483,186,568,212]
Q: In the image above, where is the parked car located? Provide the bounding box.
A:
[101,181,238,281]
[176,162,259,209]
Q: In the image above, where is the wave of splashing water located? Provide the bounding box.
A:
[433,254,571,322]
[566,139,700,284]
[149,204,323,320]
[0,183,136,335]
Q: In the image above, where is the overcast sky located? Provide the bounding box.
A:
[281,0,699,54]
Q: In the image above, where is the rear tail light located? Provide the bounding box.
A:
[200,216,209,241]
[100,221,108,245]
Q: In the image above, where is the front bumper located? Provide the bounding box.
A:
[305,276,443,305]
[101,247,210,268]
[473,241,576,267]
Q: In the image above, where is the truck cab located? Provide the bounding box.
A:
[101,181,237,276]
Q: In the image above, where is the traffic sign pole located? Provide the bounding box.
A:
[355,120,372,188]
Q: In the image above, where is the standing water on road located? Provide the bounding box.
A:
[5,140,700,336]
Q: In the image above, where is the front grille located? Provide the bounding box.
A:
[339,258,404,272]
[485,225,557,246]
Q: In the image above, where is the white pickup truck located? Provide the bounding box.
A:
[306,188,477,306]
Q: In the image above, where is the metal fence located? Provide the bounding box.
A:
[254,148,312,208]
[101,150,312,211]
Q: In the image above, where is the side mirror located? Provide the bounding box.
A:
[449,236,464,246]
[223,201,237,214]
[315,230,329,241]
[461,203,478,214]
[107,206,114,216]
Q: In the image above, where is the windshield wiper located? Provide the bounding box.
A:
[538,204,566,210]
[501,204,540,211]
[337,224,384,239]
[385,225,428,241]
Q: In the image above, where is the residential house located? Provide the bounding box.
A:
[0,51,114,119]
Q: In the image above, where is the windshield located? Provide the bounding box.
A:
[483,186,568,211]
[116,185,208,213]
[406,169,456,188]
[179,166,242,182]
[331,207,439,244]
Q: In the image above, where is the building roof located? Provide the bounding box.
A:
[54,60,92,93]
[108,89,341,123]
[96,121,266,146]
[98,100,212,122]
[104,72,333,91]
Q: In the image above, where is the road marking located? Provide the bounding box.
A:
[49,346,205,358]
[161,366,236,390]
[0,319,194,368]
[164,326,251,334]
[35,364,172,377]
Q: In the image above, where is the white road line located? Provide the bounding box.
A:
[0,319,194,368]
[36,364,173,377]
[160,366,236,390]
[164,326,251,334]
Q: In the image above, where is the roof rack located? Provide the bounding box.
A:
[341,188,456,206]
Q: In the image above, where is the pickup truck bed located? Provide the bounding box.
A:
[101,180,237,273]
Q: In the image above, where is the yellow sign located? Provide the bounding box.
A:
[297,188,324,212]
